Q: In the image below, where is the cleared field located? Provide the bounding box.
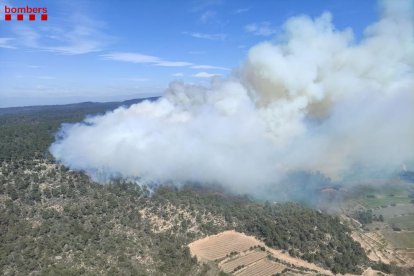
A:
[189,230,333,275]
[351,183,413,209]
[235,259,285,276]
[351,231,395,264]
[188,230,263,261]
[387,214,414,230]
[359,196,411,209]
[382,230,414,248]
[373,204,414,218]
[219,251,267,273]
[351,230,414,266]
[362,267,390,276]
[397,248,414,265]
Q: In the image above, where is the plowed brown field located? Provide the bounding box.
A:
[188,230,263,261]
[220,251,267,273]
[189,230,334,275]
[234,259,285,276]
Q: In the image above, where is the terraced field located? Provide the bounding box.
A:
[219,251,267,273]
[234,259,285,276]
[351,230,413,266]
[397,248,414,265]
[188,230,263,261]
[189,230,333,275]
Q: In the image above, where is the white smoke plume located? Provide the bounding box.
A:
[50,0,414,196]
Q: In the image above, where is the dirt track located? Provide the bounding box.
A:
[265,247,333,275]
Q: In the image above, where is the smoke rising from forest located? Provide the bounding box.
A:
[50,0,414,198]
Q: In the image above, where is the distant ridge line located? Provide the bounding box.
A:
[0,96,160,116]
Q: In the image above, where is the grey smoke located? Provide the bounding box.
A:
[50,0,414,196]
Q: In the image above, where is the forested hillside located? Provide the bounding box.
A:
[0,101,374,275]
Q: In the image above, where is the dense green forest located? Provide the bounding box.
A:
[0,100,391,275]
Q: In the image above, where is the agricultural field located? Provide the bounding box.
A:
[349,182,414,209]
[351,229,414,272]
[382,231,414,249]
[189,230,333,275]
[362,196,412,209]
[350,190,414,267]
[397,248,414,263]
[374,205,414,219]
[219,251,267,273]
[234,258,285,276]
[342,181,414,273]
[351,231,406,265]
[188,230,263,261]
[386,214,414,230]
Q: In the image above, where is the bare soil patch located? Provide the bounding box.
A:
[351,230,413,266]
[219,251,267,273]
[189,230,333,275]
[188,230,263,261]
[234,258,285,276]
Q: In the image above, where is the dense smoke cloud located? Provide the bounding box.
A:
[50,0,414,196]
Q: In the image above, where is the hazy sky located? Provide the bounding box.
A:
[0,0,377,107]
